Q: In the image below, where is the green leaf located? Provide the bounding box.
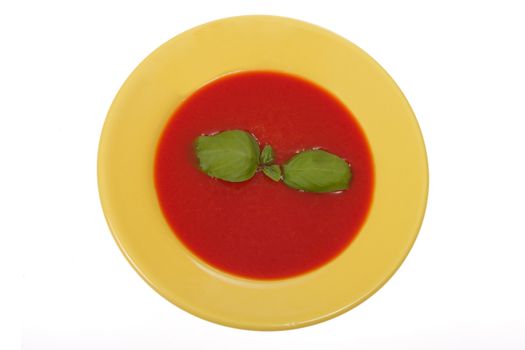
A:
[260,145,274,165]
[195,130,260,182]
[262,164,282,182]
[283,150,351,193]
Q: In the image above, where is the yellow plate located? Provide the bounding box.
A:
[98,15,428,330]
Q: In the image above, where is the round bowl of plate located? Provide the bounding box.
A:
[98,15,428,330]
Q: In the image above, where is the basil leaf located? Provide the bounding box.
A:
[195,130,260,182]
[260,145,274,165]
[262,164,282,182]
[283,150,351,193]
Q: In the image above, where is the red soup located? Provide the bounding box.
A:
[155,71,374,279]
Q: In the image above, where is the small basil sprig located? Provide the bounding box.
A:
[259,145,281,181]
[194,130,352,193]
[260,145,274,164]
[262,164,282,182]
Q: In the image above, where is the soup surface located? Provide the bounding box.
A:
[155,71,374,279]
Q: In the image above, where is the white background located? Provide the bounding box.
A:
[1,0,524,349]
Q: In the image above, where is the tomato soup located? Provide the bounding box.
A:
[155,71,374,279]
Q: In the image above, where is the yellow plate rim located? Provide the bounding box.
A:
[98,15,428,330]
